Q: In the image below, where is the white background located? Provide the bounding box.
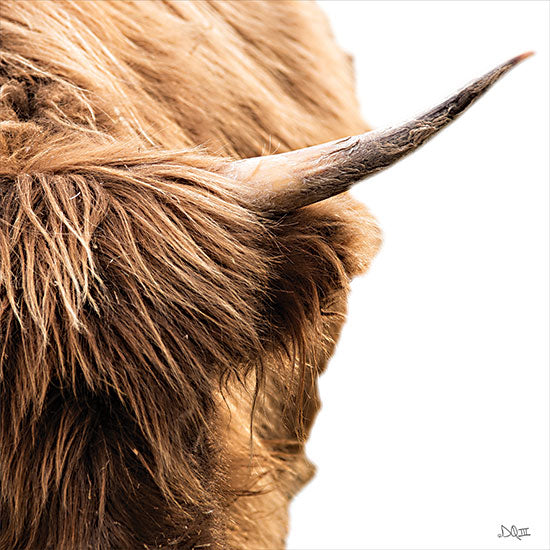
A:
[288,2,549,549]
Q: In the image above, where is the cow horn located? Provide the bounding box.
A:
[223,52,533,212]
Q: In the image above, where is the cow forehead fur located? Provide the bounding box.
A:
[0,1,381,548]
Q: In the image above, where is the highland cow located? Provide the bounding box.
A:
[0,1,530,549]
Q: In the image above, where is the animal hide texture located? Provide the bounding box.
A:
[0,1,381,548]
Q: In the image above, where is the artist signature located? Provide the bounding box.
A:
[498,525,531,540]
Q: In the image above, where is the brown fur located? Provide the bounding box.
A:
[0,1,381,548]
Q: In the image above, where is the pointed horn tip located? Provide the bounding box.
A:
[511,51,535,64]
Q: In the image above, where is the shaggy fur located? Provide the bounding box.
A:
[0,1,381,548]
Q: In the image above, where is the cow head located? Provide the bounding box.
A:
[0,1,530,548]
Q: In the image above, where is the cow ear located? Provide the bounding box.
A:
[222,52,533,214]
